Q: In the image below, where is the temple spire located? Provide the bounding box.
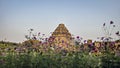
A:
[52,23,72,44]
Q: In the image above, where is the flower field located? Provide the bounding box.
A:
[0,39,120,68]
[0,21,120,68]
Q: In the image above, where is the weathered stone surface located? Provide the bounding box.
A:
[52,23,72,44]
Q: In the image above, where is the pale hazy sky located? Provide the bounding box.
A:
[0,0,120,42]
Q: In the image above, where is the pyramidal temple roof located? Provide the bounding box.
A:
[52,23,71,38]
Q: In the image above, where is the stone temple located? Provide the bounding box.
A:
[52,23,72,45]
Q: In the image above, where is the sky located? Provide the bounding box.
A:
[0,0,120,43]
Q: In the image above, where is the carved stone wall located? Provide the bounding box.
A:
[52,23,72,44]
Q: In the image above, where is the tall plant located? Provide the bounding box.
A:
[102,21,115,41]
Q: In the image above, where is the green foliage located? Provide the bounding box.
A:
[101,53,120,68]
[1,52,119,68]
[0,40,120,68]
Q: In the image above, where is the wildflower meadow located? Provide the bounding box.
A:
[0,21,120,68]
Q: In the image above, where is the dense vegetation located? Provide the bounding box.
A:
[0,40,120,68]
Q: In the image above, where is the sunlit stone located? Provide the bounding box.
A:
[52,23,72,45]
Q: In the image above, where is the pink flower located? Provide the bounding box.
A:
[110,21,114,24]
[76,36,79,39]
[116,31,120,36]
[84,40,86,43]
[116,31,119,35]
[101,37,104,40]
[33,37,37,40]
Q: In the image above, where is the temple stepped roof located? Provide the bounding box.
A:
[51,23,73,45]
[52,23,71,38]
